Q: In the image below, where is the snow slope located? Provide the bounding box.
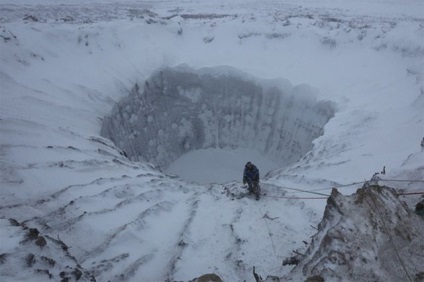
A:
[1,0,423,281]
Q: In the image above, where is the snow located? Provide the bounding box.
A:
[166,148,281,184]
[101,66,335,170]
[0,0,423,281]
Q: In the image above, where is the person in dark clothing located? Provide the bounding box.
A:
[416,198,424,217]
[243,162,260,200]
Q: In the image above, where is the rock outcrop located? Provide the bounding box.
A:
[0,219,94,282]
[190,273,223,282]
[285,185,424,282]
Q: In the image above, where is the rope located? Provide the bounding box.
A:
[397,191,424,196]
[306,181,368,192]
[287,179,424,194]
[257,198,278,258]
[259,191,423,201]
[364,196,413,282]
[262,195,328,200]
[261,178,423,200]
[244,179,422,277]
[380,179,424,183]
[262,215,277,257]
[268,185,330,197]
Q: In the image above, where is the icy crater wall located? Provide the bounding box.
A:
[101,67,335,169]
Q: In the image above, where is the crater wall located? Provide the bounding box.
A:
[101,66,336,170]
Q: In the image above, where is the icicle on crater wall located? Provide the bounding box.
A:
[101,66,336,170]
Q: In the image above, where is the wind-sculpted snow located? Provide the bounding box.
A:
[1,171,317,281]
[101,67,335,170]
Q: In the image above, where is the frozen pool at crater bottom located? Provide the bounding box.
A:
[165,148,282,184]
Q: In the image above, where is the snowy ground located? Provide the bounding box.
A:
[0,0,423,281]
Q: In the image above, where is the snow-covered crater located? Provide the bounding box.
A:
[101,66,336,172]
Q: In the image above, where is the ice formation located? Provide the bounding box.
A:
[101,66,336,170]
